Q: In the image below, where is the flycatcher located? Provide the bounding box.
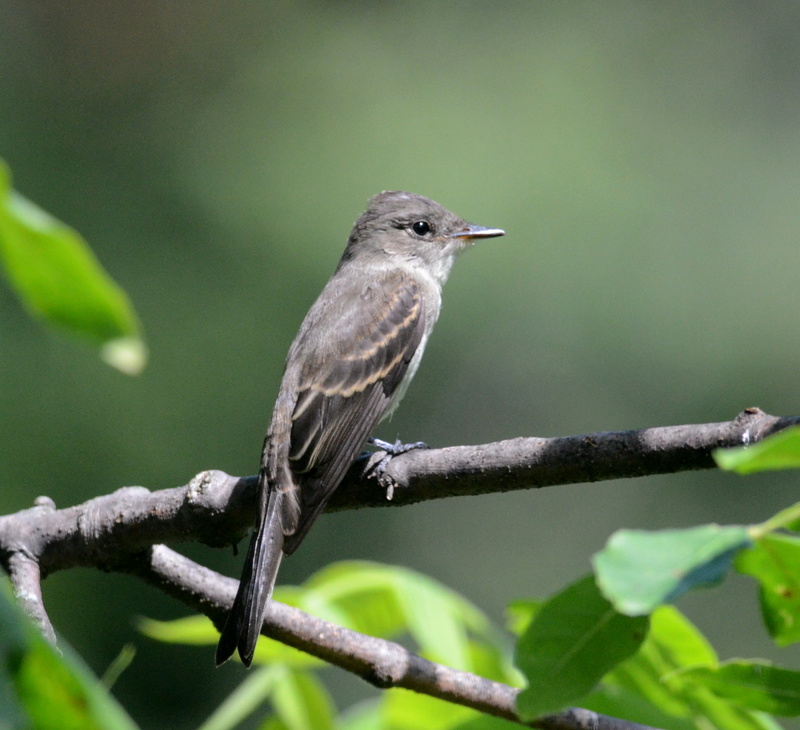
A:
[216,191,504,667]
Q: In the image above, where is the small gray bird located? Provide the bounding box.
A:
[216,191,504,667]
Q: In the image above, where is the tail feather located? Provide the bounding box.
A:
[216,484,284,667]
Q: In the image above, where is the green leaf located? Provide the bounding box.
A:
[593,524,751,615]
[200,665,281,730]
[270,667,336,730]
[0,578,139,730]
[515,575,649,720]
[100,644,136,689]
[598,607,783,730]
[300,561,412,638]
[683,660,800,716]
[736,534,800,646]
[466,639,523,687]
[383,689,475,730]
[0,159,147,374]
[714,426,800,474]
[505,599,542,637]
[583,684,697,730]
[448,715,522,730]
[144,562,503,674]
[301,561,496,671]
[138,614,320,669]
[396,571,471,669]
[755,501,800,534]
[598,606,714,721]
[137,614,219,645]
[199,666,335,730]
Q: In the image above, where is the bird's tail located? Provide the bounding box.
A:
[215,477,284,667]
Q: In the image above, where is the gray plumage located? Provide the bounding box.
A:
[216,191,504,667]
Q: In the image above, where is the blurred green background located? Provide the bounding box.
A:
[2,2,800,727]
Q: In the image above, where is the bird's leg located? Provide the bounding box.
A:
[369,436,429,455]
[364,437,429,500]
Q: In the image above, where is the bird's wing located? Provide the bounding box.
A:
[281,271,426,553]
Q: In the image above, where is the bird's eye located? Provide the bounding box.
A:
[411,220,432,236]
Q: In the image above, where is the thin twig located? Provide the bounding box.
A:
[126,544,661,730]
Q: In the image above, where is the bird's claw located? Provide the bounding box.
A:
[365,438,429,500]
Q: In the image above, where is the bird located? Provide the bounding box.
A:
[216,191,504,667]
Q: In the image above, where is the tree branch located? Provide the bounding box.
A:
[3,408,790,579]
[332,407,799,510]
[125,544,660,730]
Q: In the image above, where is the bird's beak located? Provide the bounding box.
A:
[449,224,505,240]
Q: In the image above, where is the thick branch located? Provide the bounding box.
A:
[0,408,794,582]
[332,407,800,509]
[125,544,659,730]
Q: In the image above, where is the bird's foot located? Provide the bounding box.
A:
[364,437,429,500]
